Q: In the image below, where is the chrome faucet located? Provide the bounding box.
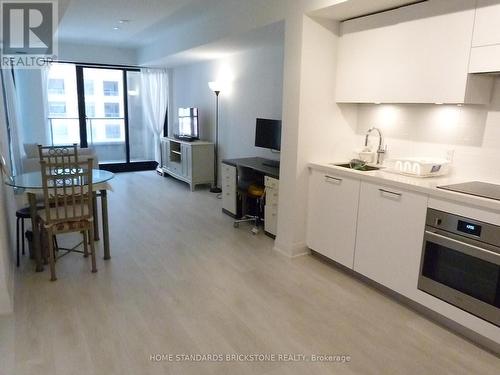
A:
[364,127,386,165]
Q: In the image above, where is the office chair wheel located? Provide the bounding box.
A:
[233,222,239,228]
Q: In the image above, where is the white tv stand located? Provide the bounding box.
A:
[160,137,214,191]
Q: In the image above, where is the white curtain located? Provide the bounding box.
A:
[141,68,168,164]
[0,68,23,175]
[40,64,52,145]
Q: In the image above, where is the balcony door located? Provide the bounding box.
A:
[47,63,156,171]
[82,67,127,164]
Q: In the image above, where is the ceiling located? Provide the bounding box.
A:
[146,21,285,67]
[57,0,227,47]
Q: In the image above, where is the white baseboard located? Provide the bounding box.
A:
[273,240,310,258]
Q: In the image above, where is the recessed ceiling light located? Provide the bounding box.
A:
[113,26,120,30]
[119,19,131,24]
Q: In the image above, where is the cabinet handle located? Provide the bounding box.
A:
[324,175,342,184]
[379,188,402,199]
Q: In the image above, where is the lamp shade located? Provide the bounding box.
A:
[208,81,223,93]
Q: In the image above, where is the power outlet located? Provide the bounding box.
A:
[446,149,455,163]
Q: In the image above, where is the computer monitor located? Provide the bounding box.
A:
[255,118,281,151]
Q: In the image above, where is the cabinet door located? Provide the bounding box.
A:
[307,170,360,268]
[354,182,427,298]
[181,144,192,178]
[472,1,500,47]
[336,0,475,103]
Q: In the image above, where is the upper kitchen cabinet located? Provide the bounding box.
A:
[469,0,500,73]
[335,0,492,104]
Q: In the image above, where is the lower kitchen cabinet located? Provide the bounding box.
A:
[307,170,361,268]
[353,182,428,298]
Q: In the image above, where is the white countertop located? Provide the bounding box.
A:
[309,162,500,213]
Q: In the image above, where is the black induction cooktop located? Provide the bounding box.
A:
[438,181,500,201]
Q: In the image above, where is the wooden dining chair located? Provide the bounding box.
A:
[38,158,96,281]
[38,143,78,168]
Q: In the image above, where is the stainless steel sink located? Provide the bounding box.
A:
[332,163,380,172]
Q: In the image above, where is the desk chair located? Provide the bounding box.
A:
[233,166,265,234]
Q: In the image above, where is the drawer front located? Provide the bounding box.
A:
[222,189,236,215]
[264,176,279,190]
[222,164,237,215]
[265,205,278,236]
[266,188,279,207]
[222,164,236,185]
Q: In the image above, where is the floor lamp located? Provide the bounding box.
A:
[209,81,223,193]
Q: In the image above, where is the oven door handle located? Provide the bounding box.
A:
[425,230,500,265]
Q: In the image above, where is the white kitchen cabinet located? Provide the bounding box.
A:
[161,137,214,191]
[472,0,500,47]
[469,0,500,73]
[353,182,428,298]
[336,0,492,104]
[306,169,360,268]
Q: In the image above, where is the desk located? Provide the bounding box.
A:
[222,157,280,179]
[5,169,114,272]
[221,157,280,236]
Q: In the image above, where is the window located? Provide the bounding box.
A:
[104,103,120,118]
[48,102,66,116]
[85,103,95,118]
[103,81,119,96]
[53,123,69,138]
[84,80,94,95]
[48,79,65,95]
[105,124,121,139]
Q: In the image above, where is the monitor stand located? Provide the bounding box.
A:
[262,159,280,168]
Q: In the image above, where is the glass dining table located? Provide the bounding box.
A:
[5,169,114,272]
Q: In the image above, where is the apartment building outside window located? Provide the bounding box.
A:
[84,80,94,95]
[85,103,96,118]
[48,102,67,116]
[104,103,120,118]
[48,78,65,95]
[103,81,119,96]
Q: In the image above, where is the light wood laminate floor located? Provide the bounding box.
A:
[1,171,499,375]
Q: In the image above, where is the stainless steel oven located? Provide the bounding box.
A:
[418,209,500,327]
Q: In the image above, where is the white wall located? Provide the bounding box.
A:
[59,42,138,66]
[169,44,284,165]
[0,73,15,314]
[274,15,358,256]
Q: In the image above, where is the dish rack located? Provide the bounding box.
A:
[386,157,451,177]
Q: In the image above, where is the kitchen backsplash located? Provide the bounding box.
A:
[351,77,500,182]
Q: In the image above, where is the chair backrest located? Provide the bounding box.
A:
[0,154,13,182]
[38,144,78,174]
[40,158,94,224]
